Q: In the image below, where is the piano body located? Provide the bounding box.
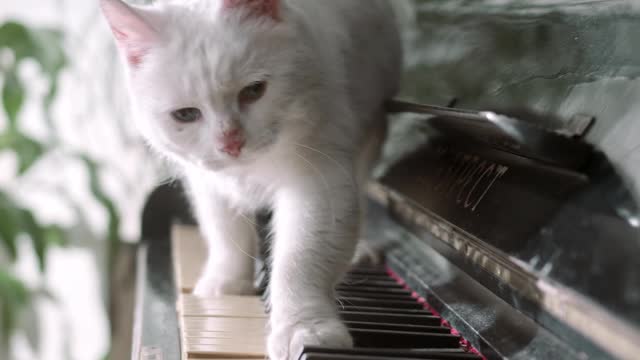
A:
[131,2,640,359]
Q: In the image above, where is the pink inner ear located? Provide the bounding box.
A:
[101,0,158,68]
[223,0,280,20]
[109,26,148,66]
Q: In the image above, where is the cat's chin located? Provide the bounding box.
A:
[195,158,237,172]
[193,155,255,172]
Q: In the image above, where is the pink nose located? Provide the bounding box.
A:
[220,129,245,157]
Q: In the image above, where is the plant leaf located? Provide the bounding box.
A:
[29,28,66,78]
[0,269,31,348]
[80,156,121,268]
[43,226,66,247]
[0,21,67,138]
[0,22,33,61]
[0,193,21,261]
[0,22,66,73]
[19,210,47,271]
[1,69,24,130]
[12,134,45,174]
[0,192,66,270]
[0,132,46,175]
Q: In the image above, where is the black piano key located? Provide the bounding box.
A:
[335,286,412,295]
[339,306,434,315]
[337,297,424,310]
[339,281,406,289]
[299,347,481,360]
[301,354,442,360]
[343,274,396,283]
[341,275,395,282]
[344,321,451,334]
[336,290,416,301]
[340,311,442,326]
[350,328,461,349]
[347,267,390,276]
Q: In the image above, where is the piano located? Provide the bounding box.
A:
[131,98,640,359]
[130,2,640,359]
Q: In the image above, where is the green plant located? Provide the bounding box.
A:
[0,20,123,358]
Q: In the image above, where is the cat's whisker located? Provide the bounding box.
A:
[238,212,259,228]
[228,214,260,262]
[294,142,357,191]
[622,143,640,160]
[231,238,259,262]
[154,177,179,187]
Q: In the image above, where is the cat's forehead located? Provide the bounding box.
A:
[135,28,278,108]
[161,35,260,91]
[158,16,289,84]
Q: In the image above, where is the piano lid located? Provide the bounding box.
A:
[371,103,640,359]
[386,3,640,357]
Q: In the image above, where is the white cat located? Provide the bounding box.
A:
[100,0,402,358]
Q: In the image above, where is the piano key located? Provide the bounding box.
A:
[182,317,267,331]
[181,295,264,306]
[184,330,267,338]
[336,291,417,301]
[300,353,472,360]
[181,307,267,318]
[347,267,390,276]
[170,225,484,360]
[344,321,451,333]
[299,347,481,360]
[181,306,267,316]
[340,311,441,326]
[185,337,265,346]
[171,226,207,293]
[336,297,424,309]
[301,354,426,360]
[336,286,410,294]
[179,296,267,318]
[178,293,267,359]
[342,274,398,283]
[350,328,461,348]
[339,306,435,315]
[341,279,404,288]
[185,343,264,358]
[205,358,261,360]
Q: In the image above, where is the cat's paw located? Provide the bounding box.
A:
[268,317,352,360]
[193,275,255,297]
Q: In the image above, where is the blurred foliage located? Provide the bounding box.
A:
[0,20,122,357]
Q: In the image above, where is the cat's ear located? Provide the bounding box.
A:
[222,0,280,20]
[100,0,160,67]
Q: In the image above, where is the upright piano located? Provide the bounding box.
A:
[130,2,640,359]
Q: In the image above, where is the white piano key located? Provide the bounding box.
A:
[185,343,265,358]
[173,225,268,359]
[182,317,267,329]
[184,330,267,338]
[179,295,267,318]
[172,225,207,293]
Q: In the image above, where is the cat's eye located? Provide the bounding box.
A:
[238,81,267,106]
[171,107,202,123]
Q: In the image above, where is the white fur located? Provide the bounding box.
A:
[101,0,402,358]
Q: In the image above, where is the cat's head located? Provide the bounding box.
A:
[101,0,312,170]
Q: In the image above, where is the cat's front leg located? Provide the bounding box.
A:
[186,177,258,296]
[267,175,359,359]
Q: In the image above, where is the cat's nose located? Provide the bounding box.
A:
[220,128,245,157]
